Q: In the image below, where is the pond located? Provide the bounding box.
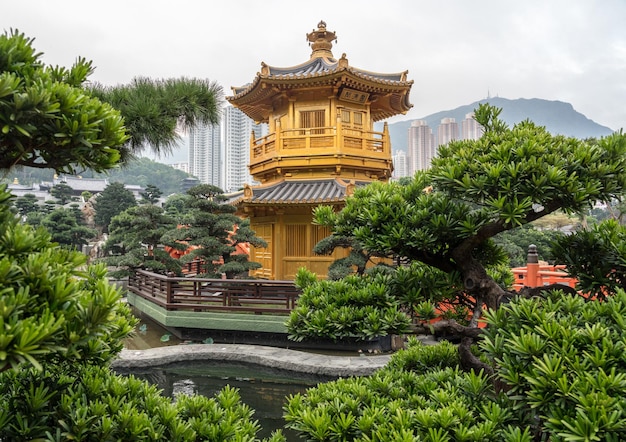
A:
[116,360,332,441]
[120,308,337,440]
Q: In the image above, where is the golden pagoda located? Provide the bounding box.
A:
[228,21,413,280]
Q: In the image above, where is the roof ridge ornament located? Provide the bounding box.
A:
[307,20,337,59]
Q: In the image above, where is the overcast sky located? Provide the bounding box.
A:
[3,0,625,132]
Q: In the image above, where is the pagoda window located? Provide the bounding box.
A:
[341,109,351,124]
[301,110,325,134]
[284,224,331,257]
[285,224,308,256]
[311,225,331,246]
[353,112,363,128]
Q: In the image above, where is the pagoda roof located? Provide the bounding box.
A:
[229,178,369,206]
[227,21,413,123]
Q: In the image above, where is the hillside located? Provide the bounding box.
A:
[383,97,615,153]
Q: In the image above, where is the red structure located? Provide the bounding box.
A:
[511,245,577,291]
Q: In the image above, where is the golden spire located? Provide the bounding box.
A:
[307,20,336,59]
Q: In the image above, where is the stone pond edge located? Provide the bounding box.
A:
[111,343,394,377]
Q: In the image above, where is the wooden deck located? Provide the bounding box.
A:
[127,270,300,315]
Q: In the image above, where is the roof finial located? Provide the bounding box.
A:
[307,20,336,59]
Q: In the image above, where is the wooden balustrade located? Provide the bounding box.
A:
[250,127,388,161]
[127,270,300,315]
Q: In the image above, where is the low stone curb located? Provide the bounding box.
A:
[111,343,392,377]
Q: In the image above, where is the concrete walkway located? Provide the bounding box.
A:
[111,343,393,377]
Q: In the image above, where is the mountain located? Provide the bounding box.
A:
[382,97,615,153]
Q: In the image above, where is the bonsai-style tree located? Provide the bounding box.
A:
[162,184,267,278]
[41,207,97,249]
[92,182,137,232]
[13,192,40,217]
[49,182,74,205]
[103,204,181,277]
[139,183,163,205]
[314,104,626,369]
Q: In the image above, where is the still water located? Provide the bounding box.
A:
[121,360,330,440]
[120,309,334,440]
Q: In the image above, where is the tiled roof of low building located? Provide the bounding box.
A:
[229,178,369,205]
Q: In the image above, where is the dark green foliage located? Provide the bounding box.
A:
[49,183,74,205]
[482,290,626,440]
[287,268,410,341]
[313,234,370,279]
[387,262,461,317]
[41,207,96,249]
[89,76,223,156]
[92,181,137,231]
[0,364,285,441]
[140,183,163,204]
[385,337,460,372]
[0,30,128,173]
[164,192,189,217]
[13,192,39,216]
[287,291,626,441]
[551,219,626,298]
[0,184,136,372]
[315,104,626,316]
[103,204,181,277]
[161,184,267,278]
[493,224,564,267]
[284,340,527,441]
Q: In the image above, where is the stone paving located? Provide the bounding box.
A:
[112,343,394,377]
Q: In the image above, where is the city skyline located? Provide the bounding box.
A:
[3,1,624,133]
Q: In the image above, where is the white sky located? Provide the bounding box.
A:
[3,0,625,130]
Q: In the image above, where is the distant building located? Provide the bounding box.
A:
[407,120,436,173]
[461,112,483,140]
[53,175,109,194]
[181,177,200,193]
[188,123,221,186]
[223,105,267,193]
[392,150,409,179]
[437,117,459,146]
[170,162,189,174]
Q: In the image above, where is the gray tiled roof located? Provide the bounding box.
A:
[230,179,365,205]
[267,57,337,78]
[55,176,109,192]
[230,58,407,96]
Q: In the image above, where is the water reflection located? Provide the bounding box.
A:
[124,308,183,349]
[118,360,334,441]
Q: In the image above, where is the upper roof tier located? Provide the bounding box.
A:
[227,21,413,123]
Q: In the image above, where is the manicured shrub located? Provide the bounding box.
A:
[0,363,285,441]
[482,290,626,440]
[287,268,410,341]
[284,340,530,441]
[286,291,626,440]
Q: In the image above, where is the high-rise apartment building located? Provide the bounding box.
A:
[407,120,436,173]
[461,112,484,140]
[437,117,459,146]
[223,105,267,193]
[188,122,221,186]
[392,150,409,179]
